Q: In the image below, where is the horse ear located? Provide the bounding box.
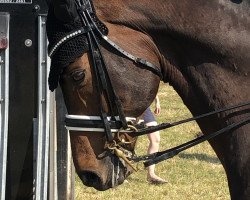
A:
[52,0,78,23]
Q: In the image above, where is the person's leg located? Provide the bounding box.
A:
[146,121,167,183]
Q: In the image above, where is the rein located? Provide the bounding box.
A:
[65,100,250,168]
[134,101,250,167]
[144,117,250,167]
[134,101,250,137]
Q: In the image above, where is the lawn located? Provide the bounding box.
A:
[75,83,229,200]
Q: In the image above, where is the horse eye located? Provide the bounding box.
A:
[70,70,86,82]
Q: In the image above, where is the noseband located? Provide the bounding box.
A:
[48,0,250,170]
[65,114,144,133]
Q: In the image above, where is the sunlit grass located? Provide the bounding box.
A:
[75,83,229,200]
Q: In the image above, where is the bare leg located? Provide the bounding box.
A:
[146,121,167,184]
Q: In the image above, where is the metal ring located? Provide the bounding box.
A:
[107,140,117,150]
[117,125,138,144]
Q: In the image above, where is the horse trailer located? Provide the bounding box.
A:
[0,1,74,199]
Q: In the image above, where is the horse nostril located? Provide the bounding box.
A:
[80,171,103,189]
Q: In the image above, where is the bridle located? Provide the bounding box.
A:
[49,0,162,142]
[49,0,250,170]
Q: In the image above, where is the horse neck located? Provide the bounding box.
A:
[96,0,250,65]
[96,0,250,121]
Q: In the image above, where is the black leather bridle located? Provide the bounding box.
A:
[49,0,250,169]
[49,0,162,143]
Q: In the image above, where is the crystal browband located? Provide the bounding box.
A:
[48,26,91,57]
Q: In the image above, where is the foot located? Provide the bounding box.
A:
[147,175,167,184]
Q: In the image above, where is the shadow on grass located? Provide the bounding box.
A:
[178,152,221,164]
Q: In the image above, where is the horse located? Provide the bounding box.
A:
[46,0,250,199]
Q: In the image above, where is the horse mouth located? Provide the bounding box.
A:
[78,156,133,191]
[80,170,108,191]
[108,156,132,188]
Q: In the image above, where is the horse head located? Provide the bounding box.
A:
[46,0,161,190]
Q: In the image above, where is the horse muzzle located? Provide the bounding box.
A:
[78,153,133,191]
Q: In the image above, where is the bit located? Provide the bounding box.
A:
[114,148,137,171]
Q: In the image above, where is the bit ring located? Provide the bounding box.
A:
[117,125,137,144]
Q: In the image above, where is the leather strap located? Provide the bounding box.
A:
[75,0,128,141]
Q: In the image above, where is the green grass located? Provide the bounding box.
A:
[75,83,230,200]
